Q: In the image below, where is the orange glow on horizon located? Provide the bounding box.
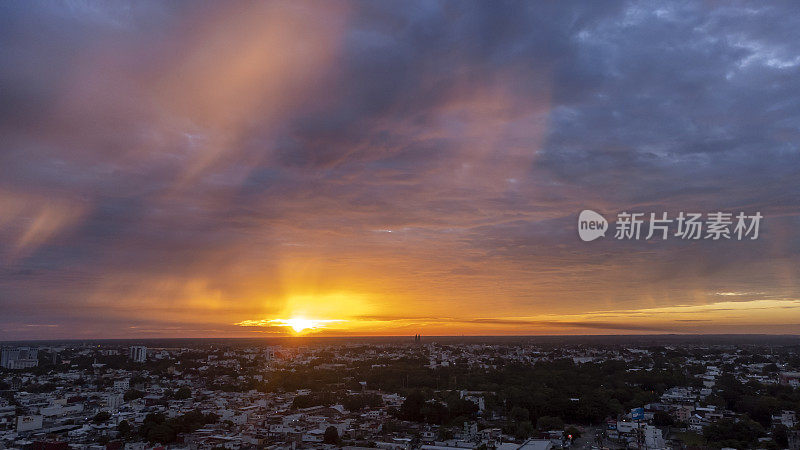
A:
[235,318,345,334]
[229,297,800,336]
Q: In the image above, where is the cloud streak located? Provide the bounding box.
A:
[0,1,799,339]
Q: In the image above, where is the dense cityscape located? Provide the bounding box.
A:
[3,336,800,449]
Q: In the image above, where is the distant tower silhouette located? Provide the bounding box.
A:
[413,333,422,344]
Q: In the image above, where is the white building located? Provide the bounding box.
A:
[108,394,124,411]
[1,347,38,369]
[17,415,43,432]
[129,346,147,363]
[517,439,553,450]
[40,403,83,417]
[643,425,666,449]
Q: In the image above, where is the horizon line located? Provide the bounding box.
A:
[3,332,800,344]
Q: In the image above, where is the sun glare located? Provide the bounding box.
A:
[232,317,345,334]
[285,318,316,333]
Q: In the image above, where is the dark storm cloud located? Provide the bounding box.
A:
[1,1,799,338]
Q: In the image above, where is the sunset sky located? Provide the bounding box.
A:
[1,1,800,340]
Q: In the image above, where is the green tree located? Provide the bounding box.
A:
[117,420,131,438]
[123,389,144,402]
[510,406,530,422]
[93,411,111,423]
[147,423,176,443]
[515,421,535,439]
[537,416,564,431]
[398,390,426,422]
[704,418,764,448]
[174,386,191,400]
[774,424,789,448]
[323,426,339,444]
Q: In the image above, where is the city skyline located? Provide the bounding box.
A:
[1,1,800,339]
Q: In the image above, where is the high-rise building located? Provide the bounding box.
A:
[1,347,39,369]
[129,346,147,363]
[107,393,123,411]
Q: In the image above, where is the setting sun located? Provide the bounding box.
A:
[284,318,317,333]
[276,318,345,334]
[234,317,345,334]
